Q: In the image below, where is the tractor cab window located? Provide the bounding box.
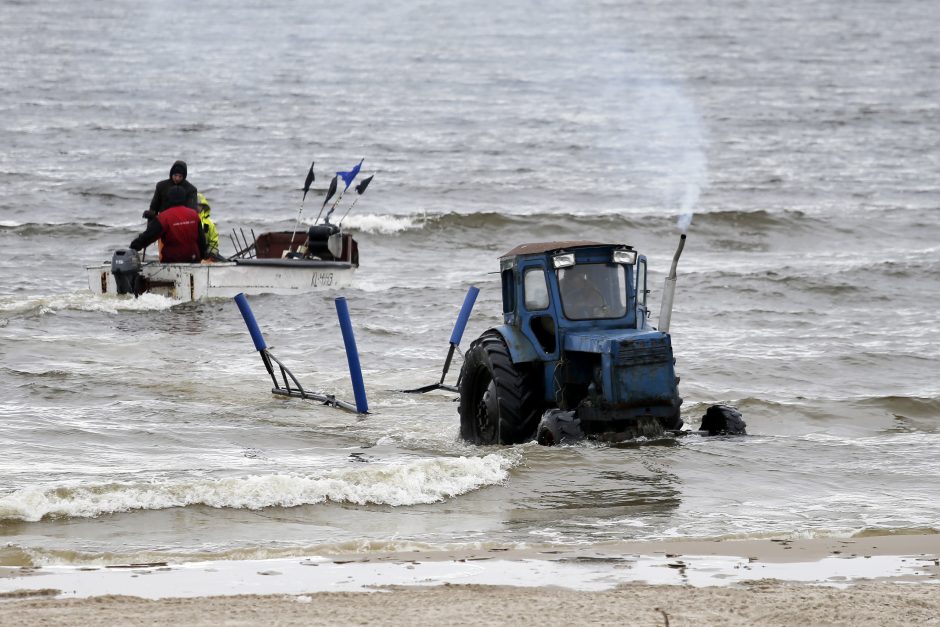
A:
[558,263,627,320]
[523,267,550,310]
[502,269,515,314]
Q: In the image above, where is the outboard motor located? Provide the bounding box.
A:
[306,223,341,260]
[111,248,142,296]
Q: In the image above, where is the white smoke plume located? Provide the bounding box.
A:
[667,92,706,234]
[562,44,709,230]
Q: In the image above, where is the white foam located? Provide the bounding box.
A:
[336,213,422,234]
[0,219,82,228]
[0,454,514,522]
[0,291,178,315]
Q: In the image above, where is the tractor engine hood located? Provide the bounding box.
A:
[561,328,670,355]
[563,328,680,421]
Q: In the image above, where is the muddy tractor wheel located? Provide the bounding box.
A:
[536,409,584,446]
[699,404,747,435]
[458,331,542,445]
[660,410,684,432]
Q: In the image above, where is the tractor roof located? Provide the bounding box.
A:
[500,241,630,259]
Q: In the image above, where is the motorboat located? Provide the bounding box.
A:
[86,224,359,302]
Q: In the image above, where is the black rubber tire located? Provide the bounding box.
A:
[660,411,684,432]
[458,331,542,445]
[699,404,747,435]
[536,409,583,446]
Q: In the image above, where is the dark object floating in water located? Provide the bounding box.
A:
[698,404,747,435]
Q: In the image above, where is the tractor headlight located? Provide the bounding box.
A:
[552,253,575,269]
[613,250,637,265]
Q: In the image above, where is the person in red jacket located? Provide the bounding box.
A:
[130,186,207,262]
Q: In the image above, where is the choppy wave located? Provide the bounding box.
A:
[0,453,515,522]
[681,395,940,431]
[385,208,825,235]
[0,221,117,235]
[686,251,940,293]
[0,208,841,237]
[0,291,179,316]
[0,367,72,379]
[854,395,940,418]
[4,207,923,249]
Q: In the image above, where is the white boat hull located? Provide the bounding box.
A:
[86,258,357,302]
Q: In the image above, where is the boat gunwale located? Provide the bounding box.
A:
[84,259,355,271]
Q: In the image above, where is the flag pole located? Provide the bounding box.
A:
[321,187,349,224]
[339,172,375,226]
[313,174,338,226]
[317,159,363,225]
[338,195,361,226]
[287,199,306,253]
[289,161,316,252]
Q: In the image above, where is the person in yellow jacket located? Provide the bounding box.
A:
[196,193,222,260]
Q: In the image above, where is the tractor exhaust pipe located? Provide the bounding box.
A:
[658,234,686,333]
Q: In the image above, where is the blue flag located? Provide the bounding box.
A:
[336,159,363,191]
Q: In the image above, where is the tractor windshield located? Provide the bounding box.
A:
[558,263,628,320]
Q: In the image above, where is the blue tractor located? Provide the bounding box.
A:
[457,235,744,445]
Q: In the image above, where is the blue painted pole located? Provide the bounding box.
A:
[434,285,480,387]
[334,296,369,414]
[449,286,480,346]
[234,292,267,351]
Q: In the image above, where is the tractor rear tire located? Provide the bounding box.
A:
[458,331,542,445]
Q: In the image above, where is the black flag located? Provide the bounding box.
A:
[302,161,315,202]
[322,175,338,209]
[355,174,374,195]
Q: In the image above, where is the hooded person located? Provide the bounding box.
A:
[145,160,198,219]
[196,192,221,259]
[131,185,207,263]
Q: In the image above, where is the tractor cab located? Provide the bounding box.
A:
[498,241,651,361]
[458,240,683,445]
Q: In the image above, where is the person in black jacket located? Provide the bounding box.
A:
[132,186,207,262]
[145,160,198,219]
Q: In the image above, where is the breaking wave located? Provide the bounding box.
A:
[0,292,179,316]
[0,453,515,522]
[339,213,425,234]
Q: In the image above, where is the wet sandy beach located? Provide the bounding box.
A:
[2,533,937,625]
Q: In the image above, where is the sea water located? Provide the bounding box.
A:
[1,0,938,568]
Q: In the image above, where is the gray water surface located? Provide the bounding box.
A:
[1,0,938,567]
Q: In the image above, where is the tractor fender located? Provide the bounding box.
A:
[489,325,541,364]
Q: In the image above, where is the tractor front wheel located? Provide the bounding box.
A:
[458,331,542,445]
